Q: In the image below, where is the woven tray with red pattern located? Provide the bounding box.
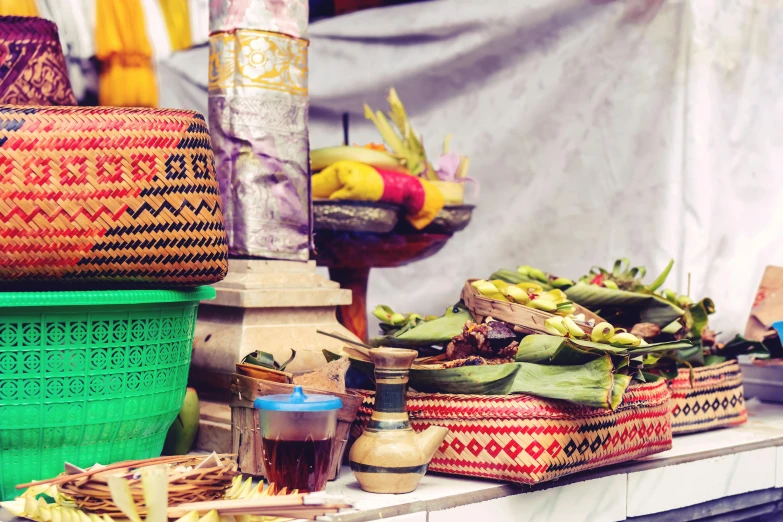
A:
[352,380,672,485]
[0,105,228,285]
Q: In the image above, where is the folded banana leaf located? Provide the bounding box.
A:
[515,335,692,369]
[370,305,473,348]
[324,348,616,408]
[508,355,615,408]
[718,334,771,359]
[513,335,564,363]
[410,363,520,395]
[562,282,684,327]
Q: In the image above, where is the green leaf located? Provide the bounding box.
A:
[611,374,632,409]
[718,335,771,359]
[509,356,615,409]
[370,305,473,348]
[242,351,277,369]
[646,259,674,292]
[410,363,521,395]
[514,335,564,363]
[627,340,694,357]
[677,345,705,367]
[704,355,727,366]
[685,298,715,338]
[661,319,683,335]
[563,282,685,327]
[641,371,665,383]
[325,347,616,408]
[551,340,628,370]
[278,349,296,372]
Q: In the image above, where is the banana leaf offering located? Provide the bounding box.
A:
[492,259,685,327]
[324,347,620,409]
[327,306,693,409]
[329,257,716,409]
[370,303,473,348]
[493,258,735,375]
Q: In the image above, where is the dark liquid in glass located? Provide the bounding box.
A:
[261,437,334,492]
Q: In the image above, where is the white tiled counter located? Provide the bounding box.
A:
[324,399,783,522]
[2,401,783,522]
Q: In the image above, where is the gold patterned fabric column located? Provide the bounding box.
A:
[208,1,310,260]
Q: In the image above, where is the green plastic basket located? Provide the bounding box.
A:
[0,287,215,500]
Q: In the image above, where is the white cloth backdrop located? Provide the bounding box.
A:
[157,0,783,338]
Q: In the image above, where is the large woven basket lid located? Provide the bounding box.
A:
[0,16,76,106]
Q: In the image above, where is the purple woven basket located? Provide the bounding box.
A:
[0,16,76,106]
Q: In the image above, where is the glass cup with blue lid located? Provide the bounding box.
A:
[254,386,342,492]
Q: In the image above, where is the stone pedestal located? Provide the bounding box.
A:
[190,259,357,452]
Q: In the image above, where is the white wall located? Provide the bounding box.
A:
[307,0,783,338]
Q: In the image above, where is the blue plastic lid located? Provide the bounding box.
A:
[253,386,342,412]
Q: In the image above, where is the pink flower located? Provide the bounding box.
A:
[435,152,462,181]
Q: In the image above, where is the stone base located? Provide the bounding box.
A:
[190,259,359,451]
[194,399,232,454]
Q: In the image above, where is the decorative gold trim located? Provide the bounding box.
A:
[209,30,308,97]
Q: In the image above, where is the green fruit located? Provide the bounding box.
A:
[602,280,619,290]
[551,277,574,289]
[163,387,199,455]
[390,313,407,326]
[677,295,694,308]
[528,298,557,312]
[545,316,567,336]
[590,322,615,343]
[504,285,530,304]
[562,316,586,338]
[528,267,549,283]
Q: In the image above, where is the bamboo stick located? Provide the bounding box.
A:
[16,454,237,489]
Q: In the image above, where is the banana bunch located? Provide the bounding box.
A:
[544,318,645,346]
[372,304,431,327]
[471,279,581,317]
[311,145,407,173]
[517,265,574,289]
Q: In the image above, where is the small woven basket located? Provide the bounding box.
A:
[0,17,76,106]
[57,456,240,516]
[668,360,747,435]
[352,380,672,485]
[0,105,227,285]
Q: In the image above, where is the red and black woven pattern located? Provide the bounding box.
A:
[0,105,228,285]
[0,16,76,106]
[669,361,747,435]
[353,381,672,485]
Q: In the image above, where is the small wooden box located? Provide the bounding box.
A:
[229,373,364,480]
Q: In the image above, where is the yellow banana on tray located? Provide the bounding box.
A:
[471,280,644,346]
[471,279,579,318]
